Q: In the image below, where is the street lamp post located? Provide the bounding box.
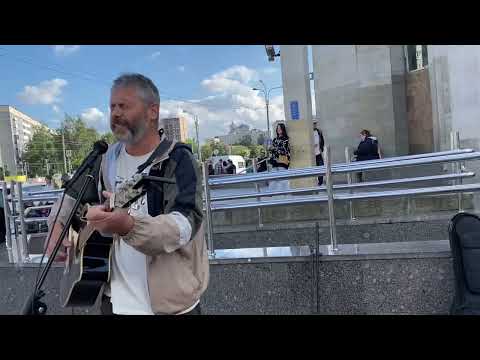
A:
[194,116,201,162]
[183,110,201,162]
[252,81,282,143]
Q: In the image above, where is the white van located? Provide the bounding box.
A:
[209,155,246,174]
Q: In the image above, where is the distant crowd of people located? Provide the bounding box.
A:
[206,122,382,189]
[255,122,381,188]
[207,159,236,176]
[311,123,382,185]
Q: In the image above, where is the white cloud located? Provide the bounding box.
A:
[219,65,257,83]
[18,78,68,105]
[150,51,161,59]
[201,65,259,98]
[159,65,284,142]
[177,65,186,72]
[52,105,61,114]
[53,45,81,56]
[80,107,109,133]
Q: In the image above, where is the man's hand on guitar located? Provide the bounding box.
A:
[85,191,135,236]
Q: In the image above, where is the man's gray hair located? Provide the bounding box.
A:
[112,73,160,105]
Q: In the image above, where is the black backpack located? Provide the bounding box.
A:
[449,212,480,315]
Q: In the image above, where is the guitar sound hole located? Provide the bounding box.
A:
[90,233,113,245]
[82,241,111,282]
[82,256,109,283]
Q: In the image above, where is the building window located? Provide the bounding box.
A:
[406,45,428,72]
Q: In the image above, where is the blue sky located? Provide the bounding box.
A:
[0,45,284,142]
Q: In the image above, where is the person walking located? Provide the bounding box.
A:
[215,159,223,175]
[207,161,214,176]
[226,159,236,174]
[313,121,325,186]
[353,129,380,182]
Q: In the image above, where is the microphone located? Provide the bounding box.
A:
[64,140,109,191]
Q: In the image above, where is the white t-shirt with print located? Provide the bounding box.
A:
[110,146,155,315]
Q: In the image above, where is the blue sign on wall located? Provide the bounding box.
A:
[290,101,300,120]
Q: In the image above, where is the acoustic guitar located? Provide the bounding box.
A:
[59,173,149,307]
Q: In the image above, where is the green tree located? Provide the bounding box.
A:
[210,139,228,156]
[231,145,250,159]
[23,115,101,177]
[23,125,62,177]
[201,143,212,161]
[201,139,228,160]
[257,146,267,158]
[61,115,100,170]
[101,132,117,144]
[257,145,265,157]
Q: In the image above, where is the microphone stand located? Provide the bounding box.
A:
[21,167,97,315]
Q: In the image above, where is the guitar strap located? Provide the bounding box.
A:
[77,139,176,251]
[79,140,179,250]
[136,139,173,174]
[99,136,174,194]
[100,152,112,193]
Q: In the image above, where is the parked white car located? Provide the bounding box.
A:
[209,155,246,174]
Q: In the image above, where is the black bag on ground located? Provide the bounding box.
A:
[449,212,480,315]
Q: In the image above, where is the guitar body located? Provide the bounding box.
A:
[59,228,113,307]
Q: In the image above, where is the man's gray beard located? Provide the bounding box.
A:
[113,122,147,145]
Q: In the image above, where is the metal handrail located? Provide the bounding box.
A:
[238,157,269,175]
[209,149,474,186]
[210,172,475,201]
[210,183,480,211]
[208,157,269,178]
[15,218,49,224]
[209,151,480,186]
[209,174,239,178]
[14,195,61,202]
[337,148,473,166]
[24,189,64,196]
[201,132,477,257]
[2,181,14,263]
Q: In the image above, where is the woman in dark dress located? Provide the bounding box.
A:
[268,123,291,192]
